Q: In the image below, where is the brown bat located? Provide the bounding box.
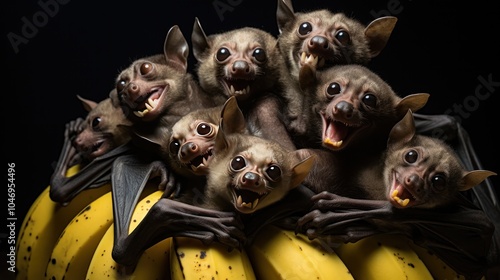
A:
[274,0,398,139]
[296,111,498,279]
[191,17,300,150]
[298,64,429,194]
[111,98,314,268]
[49,95,132,203]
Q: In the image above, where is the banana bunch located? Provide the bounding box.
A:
[17,173,467,280]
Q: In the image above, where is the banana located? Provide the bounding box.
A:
[334,233,434,280]
[86,190,171,279]
[171,236,256,280]
[247,225,354,280]
[16,165,111,280]
[407,240,466,280]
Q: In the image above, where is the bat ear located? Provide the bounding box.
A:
[192,17,210,61]
[388,109,416,146]
[395,93,430,117]
[365,16,398,57]
[215,118,230,153]
[276,0,295,34]
[76,95,97,112]
[164,25,189,73]
[109,89,121,107]
[460,170,497,191]
[290,150,315,188]
[220,96,247,134]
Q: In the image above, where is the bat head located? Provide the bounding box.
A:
[73,96,132,160]
[192,18,283,104]
[308,64,429,152]
[276,0,397,81]
[384,110,497,209]
[167,96,247,177]
[109,25,190,122]
[206,116,315,214]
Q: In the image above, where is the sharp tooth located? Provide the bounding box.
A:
[133,110,145,118]
[145,102,154,111]
[237,195,243,207]
[230,85,235,95]
[191,165,198,171]
[300,52,307,63]
[324,138,342,147]
[242,202,252,209]
[391,190,399,198]
[147,97,157,109]
[252,198,259,209]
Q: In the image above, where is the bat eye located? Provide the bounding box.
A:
[361,93,377,108]
[335,30,350,45]
[140,62,153,75]
[117,79,127,92]
[265,165,282,182]
[169,140,180,154]
[216,47,231,62]
[430,174,447,192]
[230,156,247,171]
[252,48,267,63]
[196,122,213,136]
[91,117,101,130]
[326,82,341,98]
[404,149,418,164]
[298,22,313,36]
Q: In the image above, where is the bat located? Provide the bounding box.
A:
[191,17,299,150]
[49,95,133,204]
[111,97,315,269]
[298,64,430,194]
[275,0,398,141]
[296,110,498,279]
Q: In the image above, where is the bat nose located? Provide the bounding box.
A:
[232,60,250,74]
[242,172,260,187]
[180,142,198,158]
[309,36,329,50]
[126,82,140,94]
[405,174,423,192]
[335,101,354,119]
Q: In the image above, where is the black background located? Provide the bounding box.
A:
[2,0,499,275]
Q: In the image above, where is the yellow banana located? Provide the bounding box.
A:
[247,225,353,280]
[334,233,434,280]
[86,190,171,279]
[407,240,466,280]
[16,165,111,280]
[171,236,256,280]
[43,191,115,280]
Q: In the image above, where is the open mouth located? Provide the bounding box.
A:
[232,187,268,213]
[389,171,418,208]
[321,112,364,150]
[186,148,213,173]
[221,78,252,98]
[298,51,335,70]
[132,86,166,118]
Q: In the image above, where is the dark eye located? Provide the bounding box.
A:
[117,79,127,92]
[169,140,180,154]
[335,30,350,45]
[362,93,377,108]
[91,117,101,130]
[216,47,231,62]
[230,156,246,171]
[140,62,153,75]
[266,165,282,182]
[252,48,266,63]
[298,22,313,35]
[431,174,447,192]
[404,150,418,164]
[326,82,341,98]
[196,123,212,136]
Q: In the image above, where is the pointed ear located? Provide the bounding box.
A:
[365,16,398,57]
[276,0,295,34]
[192,17,210,61]
[77,95,97,112]
[220,96,246,134]
[459,170,497,191]
[387,110,416,146]
[395,93,430,117]
[109,89,120,107]
[215,118,230,153]
[299,64,317,91]
[290,151,315,188]
[164,25,189,73]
